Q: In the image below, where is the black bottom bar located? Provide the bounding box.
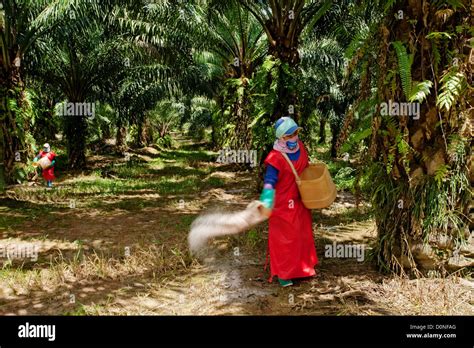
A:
[1,316,472,346]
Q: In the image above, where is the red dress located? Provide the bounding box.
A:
[264,140,318,281]
[38,151,56,181]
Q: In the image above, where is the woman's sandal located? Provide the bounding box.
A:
[278,278,293,287]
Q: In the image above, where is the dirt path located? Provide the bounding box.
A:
[1,135,472,315]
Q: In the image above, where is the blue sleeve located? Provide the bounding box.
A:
[264,164,279,187]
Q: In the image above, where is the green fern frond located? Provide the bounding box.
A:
[431,40,441,74]
[392,41,412,99]
[384,0,398,12]
[345,25,369,59]
[383,115,398,133]
[409,80,433,102]
[340,115,372,153]
[444,0,466,10]
[426,31,453,40]
[436,69,467,111]
[434,164,450,187]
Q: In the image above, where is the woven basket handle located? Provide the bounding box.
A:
[281,153,301,185]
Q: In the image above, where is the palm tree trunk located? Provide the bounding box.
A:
[116,126,127,150]
[136,118,148,147]
[330,103,346,158]
[230,79,252,151]
[329,123,339,159]
[0,98,5,190]
[272,61,300,122]
[318,118,326,144]
[1,61,25,183]
[265,8,303,122]
[372,1,472,274]
[0,97,11,187]
[64,115,87,169]
[115,115,127,152]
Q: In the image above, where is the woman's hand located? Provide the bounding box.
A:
[258,205,273,218]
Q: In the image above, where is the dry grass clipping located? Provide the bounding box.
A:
[365,276,474,315]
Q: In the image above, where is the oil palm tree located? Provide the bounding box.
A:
[236,0,333,120]
[112,1,206,148]
[0,0,83,182]
[347,0,472,273]
[299,35,346,153]
[197,0,267,149]
[31,18,134,167]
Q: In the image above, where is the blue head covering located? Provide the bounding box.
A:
[274,117,300,139]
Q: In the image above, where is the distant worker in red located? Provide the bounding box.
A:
[259,117,318,287]
[33,143,57,188]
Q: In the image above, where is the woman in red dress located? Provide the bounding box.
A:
[259,117,318,287]
[33,143,57,188]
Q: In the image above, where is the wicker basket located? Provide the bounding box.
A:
[282,154,337,209]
